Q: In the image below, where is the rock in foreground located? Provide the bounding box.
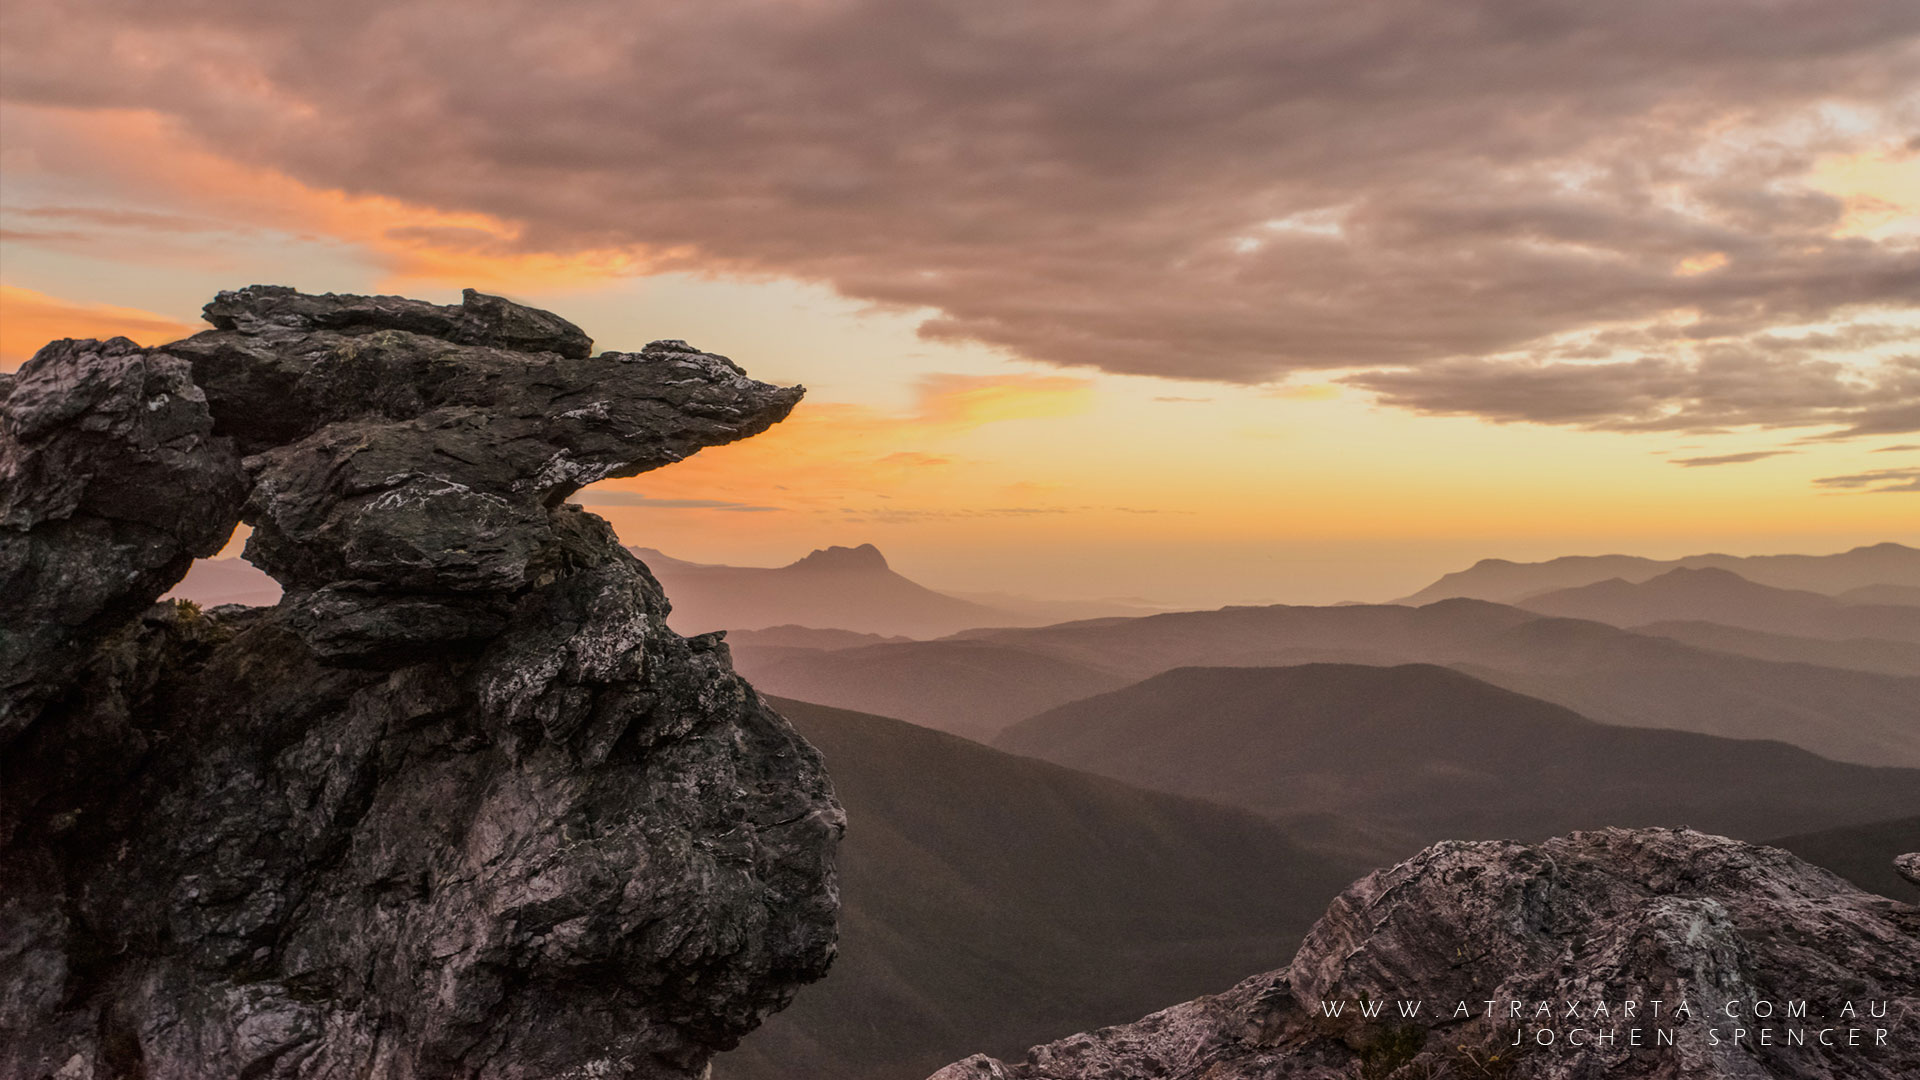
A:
[932,829,1920,1080]
[0,288,841,1079]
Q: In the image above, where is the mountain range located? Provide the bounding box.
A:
[1399,541,1920,603]
[1518,565,1920,643]
[730,639,1131,743]
[631,543,1013,637]
[174,543,1920,764]
[739,598,1920,766]
[994,663,1920,857]
[631,543,1164,636]
[1631,619,1920,677]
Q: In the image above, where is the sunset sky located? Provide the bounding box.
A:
[3,0,1917,605]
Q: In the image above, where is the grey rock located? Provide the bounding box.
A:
[1899,853,1920,888]
[0,336,246,740]
[0,289,840,1080]
[931,828,1920,1080]
[162,288,800,661]
[201,285,594,360]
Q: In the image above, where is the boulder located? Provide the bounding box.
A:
[931,828,1920,1079]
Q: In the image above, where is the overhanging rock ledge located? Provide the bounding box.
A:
[0,287,840,1080]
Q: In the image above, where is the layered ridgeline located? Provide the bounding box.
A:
[995,664,1920,861]
[751,600,1920,766]
[1631,620,1920,677]
[0,288,842,1079]
[735,638,1131,743]
[718,699,1364,1080]
[1518,566,1920,644]
[932,828,1920,1080]
[1400,542,1920,604]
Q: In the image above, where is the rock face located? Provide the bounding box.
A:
[0,337,246,740]
[0,288,842,1079]
[932,829,1920,1080]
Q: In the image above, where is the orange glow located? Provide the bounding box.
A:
[1674,252,1729,276]
[609,374,1094,513]
[10,105,654,291]
[1809,145,1920,238]
[0,285,197,368]
[911,374,1093,426]
[1263,382,1343,401]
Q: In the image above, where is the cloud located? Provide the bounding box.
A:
[1812,467,1920,493]
[3,0,1919,429]
[0,285,198,369]
[1670,450,1793,467]
[569,490,780,512]
[1873,443,1920,452]
[10,204,226,233]
[1348,349,1920,434]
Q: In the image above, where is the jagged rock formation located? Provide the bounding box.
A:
[933,829,1920,1080]
[0,337,246,740]
[0,288,842,1079]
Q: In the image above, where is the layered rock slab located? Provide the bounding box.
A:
[932,828,1920,1080]
[0,288,841,1079]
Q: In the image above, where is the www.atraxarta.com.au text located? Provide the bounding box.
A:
[1314,997,1896,1049]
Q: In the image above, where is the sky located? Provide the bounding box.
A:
[2,0,1917,605]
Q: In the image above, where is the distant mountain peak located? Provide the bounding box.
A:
[787,543,891,572]
[1404,541,1920,603]
[1648,565,1750,584]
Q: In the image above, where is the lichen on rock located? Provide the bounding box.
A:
[0,288,841,1079]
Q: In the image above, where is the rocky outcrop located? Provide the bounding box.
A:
[0,288,842,1079]
[932,829,1920,1080]
[0,337,246,740]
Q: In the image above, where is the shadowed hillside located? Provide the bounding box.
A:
[1838,583,1920,606]
[717,698,1364,1080]
[1769,816,1920,901]
[1637,619,1920,676]
[995,664,1920,855]
[916,601,1920,764]
[730,640,1130,742]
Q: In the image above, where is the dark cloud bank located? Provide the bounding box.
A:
[4,0,1918,433]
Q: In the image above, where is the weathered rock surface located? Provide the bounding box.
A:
[0,288,841,1079]
[0,337,245,739]
[932,828,1920,1080]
